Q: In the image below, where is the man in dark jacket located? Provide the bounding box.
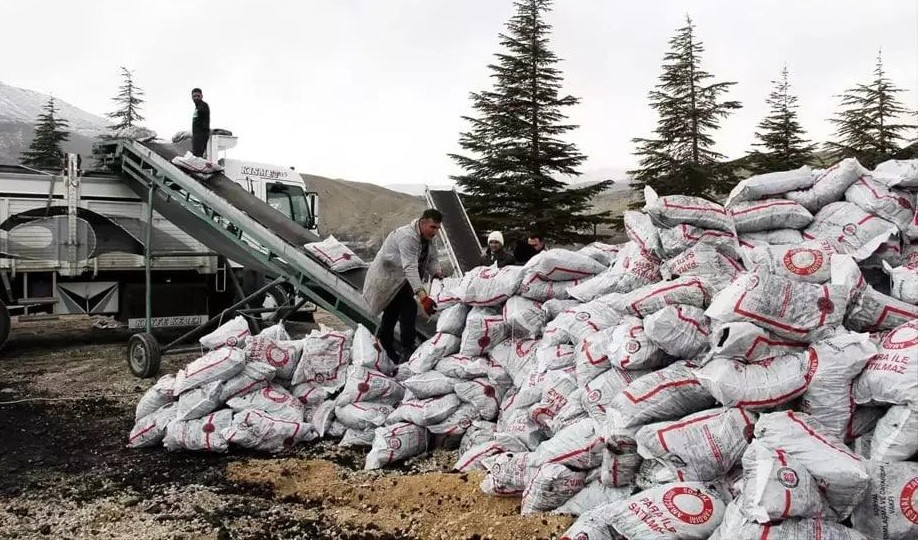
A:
[513,230,547,264]
[191,88,210,157]
[481,231,514,267]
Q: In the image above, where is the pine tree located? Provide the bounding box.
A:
[107,66,145,131]
[628,16,741,201]
[826,51,916,168]
[746,65,817,174]
[449,0,611,244]
[20,97,69,170]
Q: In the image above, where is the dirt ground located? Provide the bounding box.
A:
[0,313,572,540]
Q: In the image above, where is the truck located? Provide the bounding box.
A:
[0,132,318,349]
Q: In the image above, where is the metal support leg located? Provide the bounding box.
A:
[145,184,155,334]
[221,257,263,334]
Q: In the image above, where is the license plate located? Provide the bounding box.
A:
[128,315,209,329]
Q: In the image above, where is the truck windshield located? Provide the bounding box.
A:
[267,183,314,229]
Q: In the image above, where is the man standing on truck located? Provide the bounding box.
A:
[191,88,210,158]
[363,209,443,363]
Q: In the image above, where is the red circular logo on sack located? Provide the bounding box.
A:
[587,389,601,403]
[842,223,858,235]
[263,388,289,403]
[266,345,290,367]
[459,418,473,429]
[662,486,715,525]
[626,340,641,354]
[777,467,800,488]
[342,253,352,260]
[900,476,918,525]
[315,373,326,383]
[745,276,760,291]
[202,423,215,433]
[227,336,238,347]
[387,437,402,450]
[357,382,371,393]
[882,322,918,350]
[483,385,495,397]
[782,249,824,276]
[816,298,834,313]
[576,312,591,322]
[478,336,491,348]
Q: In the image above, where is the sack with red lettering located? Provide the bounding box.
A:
[846,285,918,332]
[364,421,428,470]
[609,276,713,318]
[645,186,734,233]
[334,402,394,431]
[803,201,898,259]
[569,244,664,303]
[707,322,806,364]
[554,480,631,516]
[244,336,302,380]
[606,481,728,539]
[127,403,176,448]
[219,361,276,402]
[624,210,664,257]
[532,417,604,469]
[401,370,461,399]
[542,298,622,346]
[846,175,916,230]
[696,354,811,410]
[611,362,716,428]
[738,440,831,523]
[705,271,848,342]
[871,159,918,188]
[336,366,404,406]
[455,378,504,421]
[304,235,367,272]
[519,273,581,301]
[480,451,537,496]
[530,372,579,428]
[535,343,576,372]
[291,383,328,413]
[458,264,526,307]
[730,199,814,233]
[489,338,538,388]
[164,409,234,453]
[852,460,918,540]
[525,249,608,281]
[660,224,742,260]
[607,317,668,371]
[660,243,743,288]
[350,324,396,375]
[454,440,504,472]
[574,327,616,385]
[199,315,251,349]
[385,394,462,427]
[521,463,587,514]
[600,444,643,488]
[854,320,918,407]
[725,165,817,207]
[739,228,806,248]
[870,405,918,462]
[224,409,316,452]
[135,374,176,421]
[175,380,224,421]
[174,347,246,395]
[429,277,462,308]
[742,241,837,283]
[436,354,488,380]
[436,303,470,335]
[754,411,869,519]
[711,501,865,540]
[496,407,545,451]
[800,334,877,439]
[883,259,918,305]
[460,307,509,356]
[636,408,756,482]
[502,296,547,338]
[291,329,353,390]
[406,332,461,374]
[643,305,711,359]
[578,242,623,267]
[226,384,304,422]
[583,366,651,425]
[786,158,868,212]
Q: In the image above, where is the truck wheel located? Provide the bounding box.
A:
[0,302,10,352]
[127,332,161,378]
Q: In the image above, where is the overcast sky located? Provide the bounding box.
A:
[1,0,916,187]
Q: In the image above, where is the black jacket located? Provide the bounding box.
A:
[481,248,514,268]
[192,101,210,135]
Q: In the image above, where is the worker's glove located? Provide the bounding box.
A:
[420,296,437,316]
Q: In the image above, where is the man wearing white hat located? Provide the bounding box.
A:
[481,231,514,268]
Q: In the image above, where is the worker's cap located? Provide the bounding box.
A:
[487,231,504,245]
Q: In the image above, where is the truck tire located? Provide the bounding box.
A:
[0,301,10,352]
[127,332,161,378]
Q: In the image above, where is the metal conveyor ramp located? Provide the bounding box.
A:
[425,187,482,276]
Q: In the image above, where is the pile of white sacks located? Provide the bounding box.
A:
[129,157,918,539]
